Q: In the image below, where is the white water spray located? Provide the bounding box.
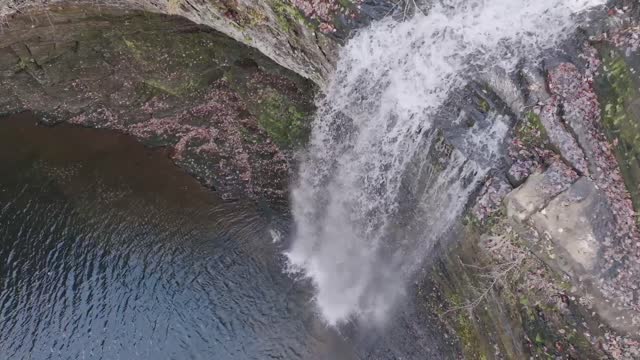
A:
[287,0,605,326]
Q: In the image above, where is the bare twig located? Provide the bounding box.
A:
[442,233,527,315]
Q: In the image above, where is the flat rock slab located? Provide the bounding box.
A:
[505,160,579,221]
[530,178,640,334]
[507,173,639,335]
[531,178,615,274]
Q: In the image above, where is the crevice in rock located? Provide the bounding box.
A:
[554,101,589,176]
[314,30,329,63]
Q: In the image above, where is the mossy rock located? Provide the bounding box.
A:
[421,212,612,359]
[517,111,548,149]
[594,45,640,211]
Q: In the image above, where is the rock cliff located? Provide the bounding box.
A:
[1,0,391,85]
[0,6,316,203]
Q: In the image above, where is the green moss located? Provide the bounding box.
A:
[142,79,183,97]
[271,0,313,33]
[122,38,145,59]
[430,226,499,359]
[238,125,264,145]
[221,61,315,149]
[167,0,182,13]
[273,4,295,32]
[14,58,31,72]
[437,279,490,358]
[596,48,640,209]
[110,26,235,97]
[516,111,547,148]
[257,91,310,148]
[456,312,481,356]
[462,214,482,228]
[69,8,316,147]
[479,99,490,112]
[245,7,268,27]
[526,111,543,129]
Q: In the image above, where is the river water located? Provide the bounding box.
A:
[0,113,359,360]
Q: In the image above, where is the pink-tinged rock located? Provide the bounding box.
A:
[505,159,579,221]
[507,159,537,187]
[471,177,512,221]
[538,98,589,175]
[292,0,360,33]
[547,61,639,244]
[544,58,640,326]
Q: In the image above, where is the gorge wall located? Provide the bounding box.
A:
[1,0,392,86]
[0,6,317,203]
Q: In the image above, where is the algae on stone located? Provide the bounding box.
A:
[0,7,317,203]
[429,215,614,359]
[596,47,640,209]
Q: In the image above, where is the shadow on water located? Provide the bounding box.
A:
[0,113,357,360]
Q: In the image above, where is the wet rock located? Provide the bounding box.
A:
[519,62,551,107]
[478,68,525,114]
[1,0,390,86]
[435,83,513,169]
[505,160,579,221]
[471,177,512,221]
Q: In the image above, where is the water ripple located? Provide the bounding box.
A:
[0,116,351,360]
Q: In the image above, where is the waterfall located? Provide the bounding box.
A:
[287,0,605,326]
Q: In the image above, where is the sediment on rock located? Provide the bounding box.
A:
[0,6,317,204]
[427,3,640,358]
[0,0,395,86]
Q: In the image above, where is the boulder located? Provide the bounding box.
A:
[504,160,578,221]
[530,178,614,274]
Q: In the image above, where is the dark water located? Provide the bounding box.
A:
[0,114,355,360]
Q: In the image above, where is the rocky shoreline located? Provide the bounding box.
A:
[0,6,316,204]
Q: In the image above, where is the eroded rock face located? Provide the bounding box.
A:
[1,0,393,85]
[531,178,613,274]
[505,160,579,221]
[429,3,640,356]
[507,173,639,334]
[0,7,316,203]
[537,98,590,175]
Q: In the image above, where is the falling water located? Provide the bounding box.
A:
[287,0,606,326]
